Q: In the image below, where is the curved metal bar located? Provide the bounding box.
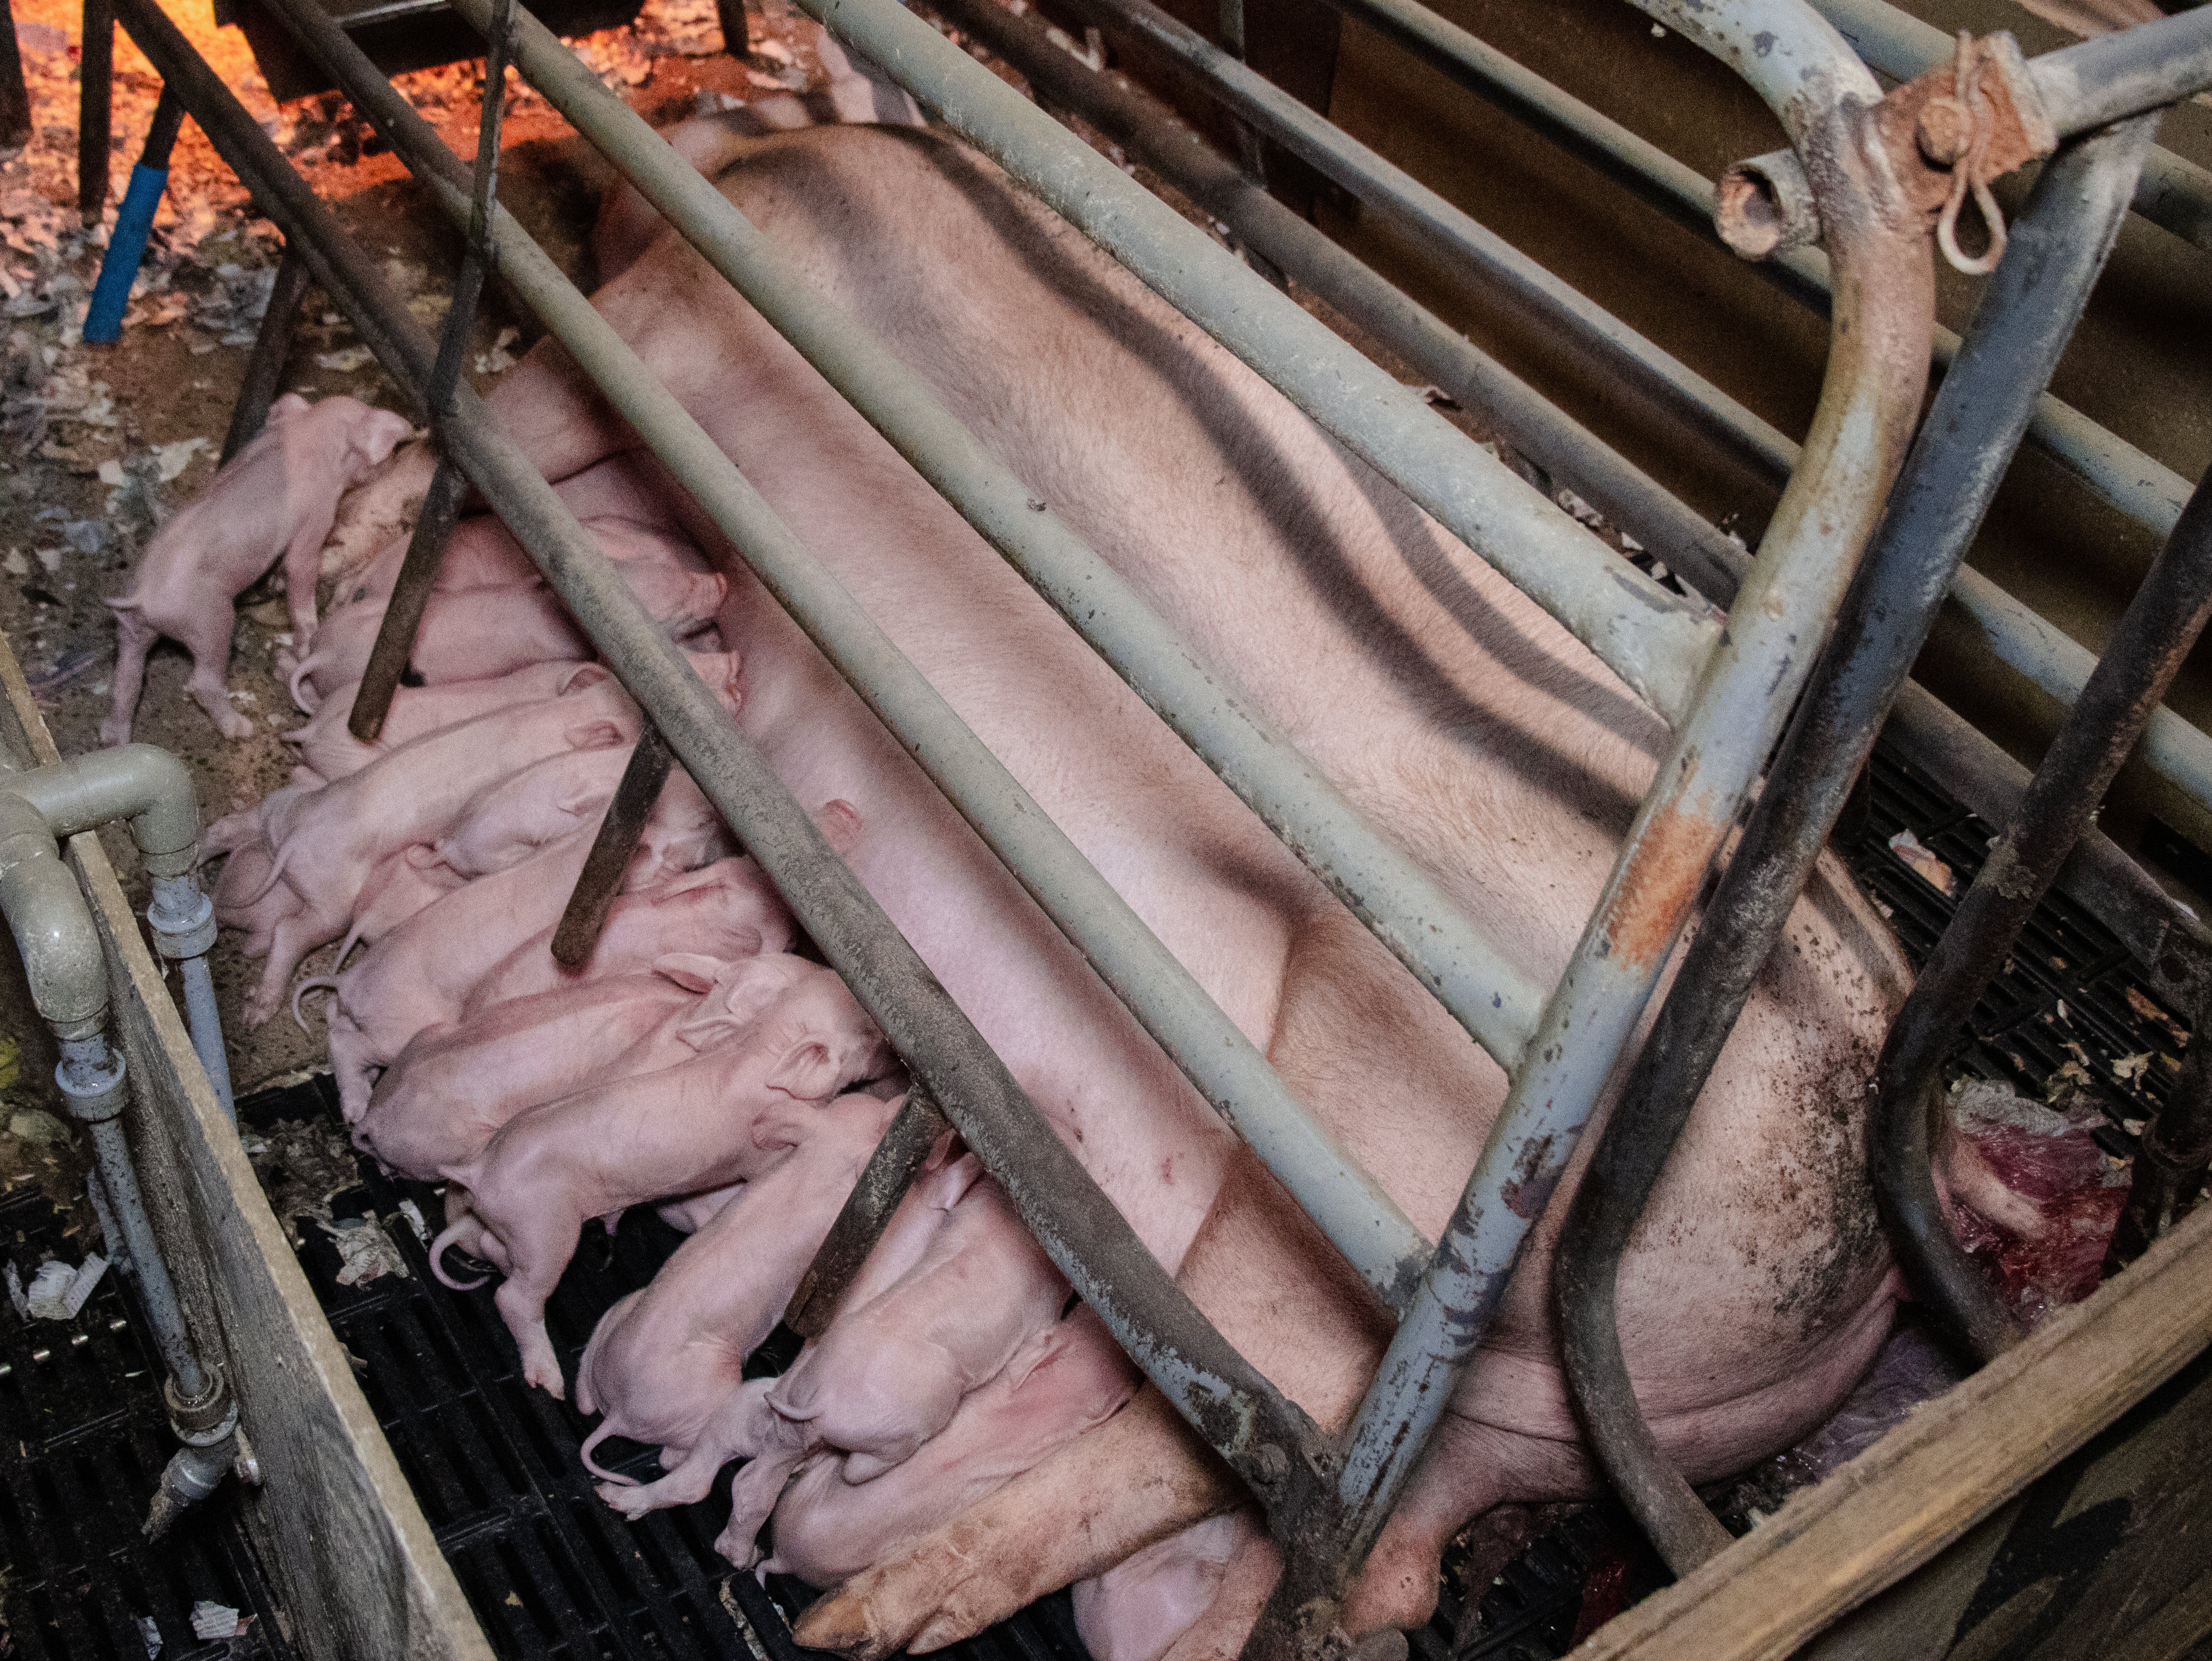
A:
[1874,457,2212,1365]
[1621,0,1880,146]
[1553,115,2155,1578]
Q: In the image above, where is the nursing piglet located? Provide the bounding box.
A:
[282,661,603,782]
[285,580,593,713]
[440,964,896,1395]
[717,1175,1066,1553]
[237,673,656,1022]
[102,394,414,745]
[756,1305,1141,1581]
[572,1089,902,1500]
[354,964,708,1176]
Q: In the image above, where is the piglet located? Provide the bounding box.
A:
[438,963,896,1395]
[756,1304,1141,1581]
[716,1175,1067,1551]
[571,1089,902,1495]
[353,962,709,1177]
[431,743,630,880]
[282,660,602,782]
[456,801,851,1014]
[101,394,415,745]
[285,580,593,713]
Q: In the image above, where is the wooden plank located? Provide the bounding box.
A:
[1577,1197,2212,1661]
[0,642,493,1661]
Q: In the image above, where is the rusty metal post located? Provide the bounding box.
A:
[78,0,112,222]
[346,0,513,745]
[786,1088,952,1337]
[219,245,312,464]
[550,723,674,967]
[1873,460,2212,1364]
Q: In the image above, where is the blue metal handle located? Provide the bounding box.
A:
[82,163,170,344]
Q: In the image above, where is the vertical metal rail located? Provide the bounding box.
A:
[551,723,673,964]
[0,0,32,151]
[1553,113,2157,1577]
[77,0,111,223]
[1873,461,2212,1364]
[83,87,184,343]
[785,1088,952,1336]
[220,247,313,464]
[347,0,516,743]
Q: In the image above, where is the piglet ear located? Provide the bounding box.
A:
[268,392,311,424]
[565,720,628,751]
[652,952,726,993]
[559,662,613,695]
[558,786,614,819]
[766,1038,841,1102]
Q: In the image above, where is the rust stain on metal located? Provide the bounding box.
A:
[1600,804,1723,970]
[1500,1133,1559,1219]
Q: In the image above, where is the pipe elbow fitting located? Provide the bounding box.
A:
[1716,149,1823,261]
[4,745,203,876]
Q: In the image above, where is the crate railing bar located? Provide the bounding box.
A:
[347,0,516,745]
[919,0,2212,980]
[1296,0,2196,555]
[445,15,1718,732]
[108,0,1336,1520]
[1555,110,2160,1577]
[219,246,313,464]
[1047,0,2212,829]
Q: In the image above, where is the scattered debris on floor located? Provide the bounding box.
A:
[1886,825,1956,895]
[6,1249,107,1319]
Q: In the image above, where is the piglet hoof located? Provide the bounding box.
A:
[712,1523,766,1571]
[98,713,132,750]
[597,1481,657,1520]
[214,709,258,742]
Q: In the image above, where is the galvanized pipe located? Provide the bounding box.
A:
[503,0,1717,725]
[2030,10,2212,139]
[1051,0,1798,485]
[1552,116,2154,1578]
[113,0,1332,1509]
[980,0,2212,835]
[925,0,1749,603]
[262,0,1437,1307]
[1809,0,2212,251]
[220,245,312,465]
[1873,457,2212,1365]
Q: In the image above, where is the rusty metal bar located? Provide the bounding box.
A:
[111,0,1333,1514]
[347,0,514,745]
[551,724,673,967]
[1554,113,2155,1578]
[1874,457,2212,1365]
[219,246,313,464]
[786,1088,952,1339]
[0,0,31,151]
[77,0,112,223]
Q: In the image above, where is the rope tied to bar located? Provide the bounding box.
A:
[1934,30,2009,276]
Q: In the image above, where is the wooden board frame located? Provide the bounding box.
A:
[0,638,492,1661]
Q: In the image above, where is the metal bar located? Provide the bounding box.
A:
[1303,14,1933,1630]
[928,0,2212,882]
[473,0,1716,728]
[1553,116,2155,1578]
[264,0,1437,1311]
[551,724,673,967]
[1055,0,1798,484]
[77,0,112,223]
[1809,0,2212,251]
[1305,0,2194,558]
[220,245,312,464]
[348,456,463,740]
[1875,457,2212,1365]
[0,0,32,150]
[925,0,1748,604]
[453,0,1577,1075]
[348,0,513,743]
[786,1088,952,1338]
[2031,9,2212,138]
[112,0,1332,1508]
